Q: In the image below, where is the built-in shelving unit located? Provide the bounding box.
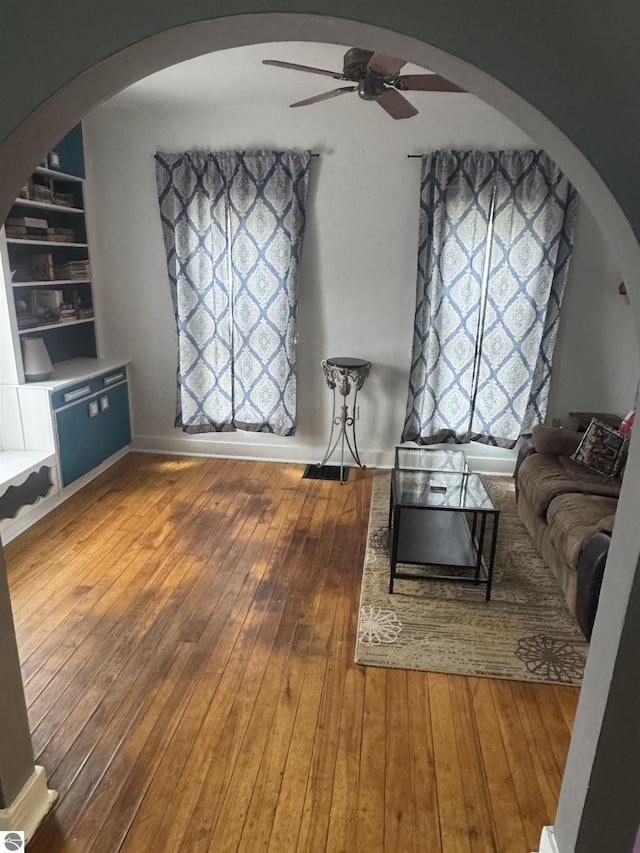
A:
[0,150,96,380]
[0,124,132,542]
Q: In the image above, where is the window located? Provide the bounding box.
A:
[403,150,578,448]
[155,150,311,436]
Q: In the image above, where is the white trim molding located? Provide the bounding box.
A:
[0,766,57,841]
[534,825,559,853]
[132,435,518,476]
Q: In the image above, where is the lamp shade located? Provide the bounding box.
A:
[22,337,53,381]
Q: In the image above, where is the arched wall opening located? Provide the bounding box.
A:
[2,11,640,852]
[2,13,640,320]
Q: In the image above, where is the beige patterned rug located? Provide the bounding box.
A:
[355,471,589,685]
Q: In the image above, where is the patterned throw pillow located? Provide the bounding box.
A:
[571,418,629,479]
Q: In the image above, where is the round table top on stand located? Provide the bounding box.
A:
[325,357,371,370]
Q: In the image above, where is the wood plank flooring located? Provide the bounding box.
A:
[2,452,580,852]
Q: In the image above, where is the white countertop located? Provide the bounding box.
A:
[22,357,131,391]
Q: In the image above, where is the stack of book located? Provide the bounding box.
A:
[52,191,77,207]
[5,215,49,240]
[49,226,76,243]
[28,178,53,204]
[30,253,55,281]
[59,303,78,322]
[4,216,76,243]
[54,260,90,280]
[16,313,47,330]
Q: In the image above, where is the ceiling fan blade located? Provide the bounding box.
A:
[290,86,357,108]
[377,88,418,119]
[395,74,466,93]
[262,59,346,80]
[367,52,406,77]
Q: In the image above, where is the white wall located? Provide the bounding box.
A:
[82,83,638,470]
[548,201,640,423]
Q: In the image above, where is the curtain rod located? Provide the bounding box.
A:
[310,153,320,157]
[407,154,423,159]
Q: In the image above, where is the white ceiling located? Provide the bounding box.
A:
[109,41,466,110]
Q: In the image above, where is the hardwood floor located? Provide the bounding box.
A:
[3,453,579,852]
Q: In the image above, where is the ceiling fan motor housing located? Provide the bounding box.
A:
[358,75,386,101]
[342,47,375,80]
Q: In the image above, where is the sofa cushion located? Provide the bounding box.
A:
[557,456,623,498]
[518,453,582,517]
[546,493,618,570]
[518,452,623,517]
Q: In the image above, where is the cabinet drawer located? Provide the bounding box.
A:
[100,366,127,389]
[51,378,99,411]
[51,366,128,410]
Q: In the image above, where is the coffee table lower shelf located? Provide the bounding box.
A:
[390,507,496,599]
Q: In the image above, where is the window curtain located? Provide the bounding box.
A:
[402,150,578,448]
[155,150,310,436]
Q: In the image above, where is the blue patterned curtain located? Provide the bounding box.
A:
[155,150,310,436]
[403,150,578,447]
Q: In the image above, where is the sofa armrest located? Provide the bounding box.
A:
[576,531,611,640]
[531,424,583,456]
[514,437,536,496]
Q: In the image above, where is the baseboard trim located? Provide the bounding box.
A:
[534,826,559,853]
[132,436,517,476]
[132,434,382,466]
[0,766,57,841]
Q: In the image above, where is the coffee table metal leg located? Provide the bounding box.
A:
[475,512,487,584]
[389,505,400,594]
[486,513,499,601]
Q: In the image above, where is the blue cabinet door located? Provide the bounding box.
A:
[56,397,106,486]
[56,382,131,487]
[95,382,132,461]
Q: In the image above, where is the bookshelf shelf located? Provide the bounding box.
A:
[12,198,85,214]
[35,166,83,183]
[18,317,95,335]
[6,239,88,248]
[12,279,91,288]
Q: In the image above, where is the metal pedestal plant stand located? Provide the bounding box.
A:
[318,357,371,483]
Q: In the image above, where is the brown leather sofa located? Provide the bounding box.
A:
[514,425,621,639]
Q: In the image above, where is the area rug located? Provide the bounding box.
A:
[355,471,589,685]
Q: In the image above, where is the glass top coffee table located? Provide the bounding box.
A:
[389,448,499,599]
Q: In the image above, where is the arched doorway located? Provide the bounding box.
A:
[2,9,640,852]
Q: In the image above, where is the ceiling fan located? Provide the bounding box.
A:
[262,47,465,120]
